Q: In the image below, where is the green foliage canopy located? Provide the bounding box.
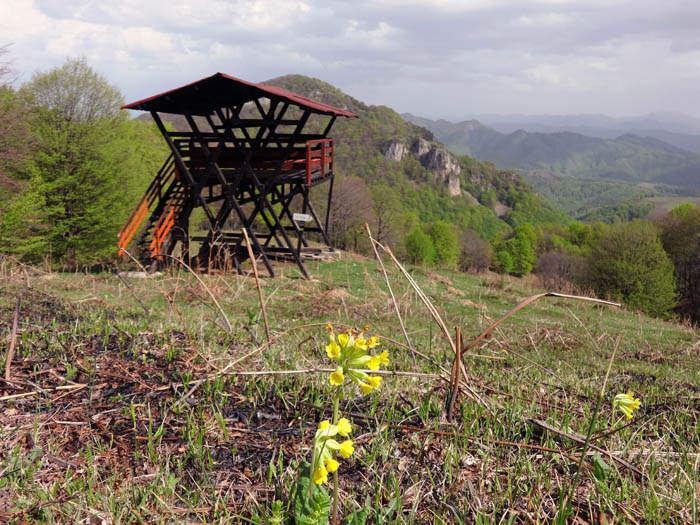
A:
[427,220,458,267]
[587,220,677,317]
[0,58,167,266]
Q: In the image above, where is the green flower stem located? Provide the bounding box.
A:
[332,391,340,525]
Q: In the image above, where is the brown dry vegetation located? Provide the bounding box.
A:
[0,254,699,523]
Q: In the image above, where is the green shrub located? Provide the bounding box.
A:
[587,220,676,317]
[427,220,458,267]
[403,227,434,265]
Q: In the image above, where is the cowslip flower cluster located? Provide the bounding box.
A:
[311,418,354,485]
[613,392,641,419]
[325,324,389,394]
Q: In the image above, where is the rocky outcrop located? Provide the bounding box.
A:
[411,138,432,157]
[380,141,409,161]
[418,145,461,196]
[381,138,462,196]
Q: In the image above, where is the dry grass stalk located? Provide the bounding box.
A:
[4,297,20,381]
[365,223,415,364]
[115,272,150,316]
[447,326,463,421]
[377,244,491,411]
[242,229,270,344]
[463,292,620,354]
[155,253,233,333]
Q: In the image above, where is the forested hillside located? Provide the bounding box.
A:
[262,75,568,244]
[406,114,700,220]
[405,113,700,186]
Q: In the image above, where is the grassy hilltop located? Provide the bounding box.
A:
[1,255,698,523]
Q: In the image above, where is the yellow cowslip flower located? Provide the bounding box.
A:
[326,341,340,358]
[360,382,373,395]
[338,440,354,458]
[363,325,370,332]
[367,376,382,390]
[337,417,352,437]
[377,350,389,365]
[329,368,344,386]
[325,458,339,473]
[368,335,380,348]
[337,333,351,349]
[613,392,641,419]
[312,464,328,484]
[354,337,368,351]
[318,420,330,430]
[366,355,381,371]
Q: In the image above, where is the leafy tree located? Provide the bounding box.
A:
[0,57,166,266]
[656,203,700,321]
[509,223,537,276]
[403,226,434,265]
[427,220,458,267]
[494,249,513,274]
[491,222,537,276]
[587,220,676,317]
[0,45,34,186]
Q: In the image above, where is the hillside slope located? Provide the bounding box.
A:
[263,75,568,233]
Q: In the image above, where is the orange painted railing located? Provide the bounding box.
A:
[148,183,186,260]
[118,155,177,257]
[305,139,334,184]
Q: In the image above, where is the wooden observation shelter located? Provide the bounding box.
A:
[117,73,357,277]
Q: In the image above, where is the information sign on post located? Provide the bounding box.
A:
[292,213,313,223]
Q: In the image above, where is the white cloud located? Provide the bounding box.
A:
[2,0,700,118]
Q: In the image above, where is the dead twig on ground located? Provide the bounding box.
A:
[243,229,270,344]
[115,272,150,316]
[4,297,20,381]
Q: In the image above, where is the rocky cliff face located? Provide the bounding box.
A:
[380,141,409,162]
[382,138,462,196]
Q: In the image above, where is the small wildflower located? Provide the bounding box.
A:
[318,420,330,430]
[337,333,350,349]
[312,464,328,485]
[354,337,368,351]
[367,335,380,348]
[337,417,352,437]
[363,325,370,332]
[367,376,382,390]
[329,369,344,386]
[338,440,354,458]
[360,382,373,395]
[325,458,339,473]
[613,392,641,419]
[366,355,381,371]
[377,350,389,365]
[326,341,340,358]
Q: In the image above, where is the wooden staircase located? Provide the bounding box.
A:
[118,155,187,261]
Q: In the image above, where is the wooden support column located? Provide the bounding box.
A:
[151,112,217,226]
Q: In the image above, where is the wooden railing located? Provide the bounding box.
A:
[305,138,334,184]
[117,154,177,257]
[174,138,334,183]
[148,182,186,260]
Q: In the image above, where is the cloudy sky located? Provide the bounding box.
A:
[2,0,700,119]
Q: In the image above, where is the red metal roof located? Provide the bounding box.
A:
[122,73,357,118]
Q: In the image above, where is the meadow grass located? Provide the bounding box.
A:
[0,255,698,523]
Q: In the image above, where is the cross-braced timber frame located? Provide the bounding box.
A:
[117,73,356,277]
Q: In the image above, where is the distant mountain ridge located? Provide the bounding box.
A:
[403,113,700,189]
